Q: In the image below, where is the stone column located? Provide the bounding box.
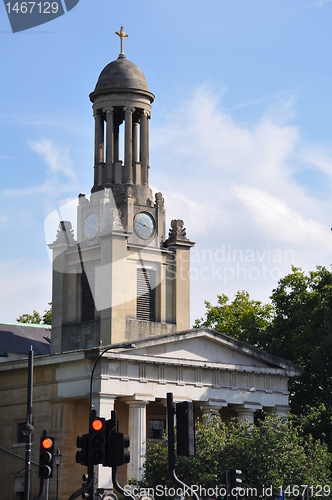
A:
[105,108,114,182]
[124,398,151,480]
[114,121,119,163]
[94,110,104,187]
[146,115,150,185]
[200,400,226,424]
[124,107,134,184]
[140,110,148,185]
[233,403,261,423]
[236,409,255,423]
[132,120,138,164]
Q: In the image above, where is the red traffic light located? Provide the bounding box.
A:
[89,416,106,465]
[91,419,103,431]
[41,437,53,449]
[39,435,55,479]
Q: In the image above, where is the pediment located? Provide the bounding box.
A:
[123,328,301,375]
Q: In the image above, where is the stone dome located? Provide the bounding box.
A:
[93,54,151,94]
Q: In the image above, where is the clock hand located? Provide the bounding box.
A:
[86,221,98,229]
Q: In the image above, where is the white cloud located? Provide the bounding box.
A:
[298,145,332,178]
[150,86,332,316]
[0,258,51,322]
[5,139,78,199]
[232,184,330,247]
[28,138,76,179]
[151,187,224,237]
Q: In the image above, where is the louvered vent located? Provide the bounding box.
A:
[82,270,95,322]
[137,268,156,321]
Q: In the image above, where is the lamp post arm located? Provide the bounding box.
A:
[89,343,134,411]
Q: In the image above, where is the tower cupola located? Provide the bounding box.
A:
[89,26,155,206]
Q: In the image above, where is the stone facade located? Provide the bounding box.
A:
[0,328,301,499]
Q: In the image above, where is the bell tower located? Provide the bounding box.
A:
[49,28,195,355]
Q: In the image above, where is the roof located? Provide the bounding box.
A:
[0,323,51,359]
[91,54,153,97]
[85,327,303,378]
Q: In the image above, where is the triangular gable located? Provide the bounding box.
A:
[121,328,301,375]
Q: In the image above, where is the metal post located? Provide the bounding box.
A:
[54,449,62,500]
[24,347,34,500]
[166,393,200,500]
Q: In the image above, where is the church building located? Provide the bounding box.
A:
[0,29,301,500]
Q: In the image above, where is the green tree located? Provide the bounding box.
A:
[194,290,274,348]
[194,266,332,450]
[16,310,42,324]
[17,302,52,325]
[140,413,331,499]
[267,266,332,447]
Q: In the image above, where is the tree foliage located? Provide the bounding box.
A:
[267,266,332,447]
[194,266,332,450]
[140,413,331,499]
[194,290,274,348]
[16,302,52,325]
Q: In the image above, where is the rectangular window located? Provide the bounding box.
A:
[82,270,95,322]
[137,268,156,321]
[148,419,166,439]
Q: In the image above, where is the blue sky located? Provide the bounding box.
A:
[1,0,332,323]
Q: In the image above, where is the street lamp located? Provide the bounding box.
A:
[89,342,134,411]
[54,448,62,500]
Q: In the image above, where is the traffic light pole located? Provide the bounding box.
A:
[68,467,94,500]
[112,465,137,500]
[24,347,34,500]
[167,393,200,500]
[33,478,45,500]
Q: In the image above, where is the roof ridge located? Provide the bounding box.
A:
[0,322,51,329]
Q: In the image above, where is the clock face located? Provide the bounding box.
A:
[134,212,155,240]
[84,213,100,240]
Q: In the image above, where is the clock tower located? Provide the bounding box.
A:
[49,29,195,354]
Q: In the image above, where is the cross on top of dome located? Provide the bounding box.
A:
[115,26,128,56]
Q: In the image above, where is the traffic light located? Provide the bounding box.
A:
[104,410,130,467]
[89,415,106,465]
[229,468,242,499]
[112,432,130,466]
[38,435,55,479]
[76,433,89,466]
[176,401,195,456]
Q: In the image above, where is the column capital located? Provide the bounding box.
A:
[104,107,114,114]
[124,106,135,114]
[140,109,150,118]
[233,402,262,423]
[93,108,104,117]
[122,394,154,406]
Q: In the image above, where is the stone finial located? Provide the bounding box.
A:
[105,208,123,230]
[126,187,134,199]
[155,192,164,207]
[112,208,123,229]
[56,221,75,244]
[168,219,187,240]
